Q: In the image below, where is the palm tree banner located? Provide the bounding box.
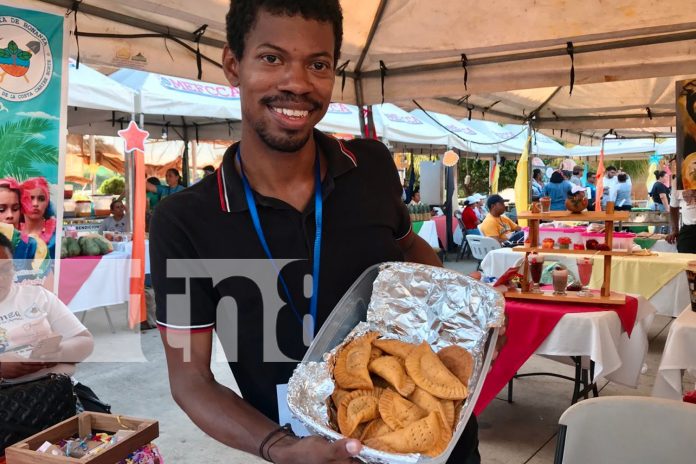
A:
[0,4,66,290]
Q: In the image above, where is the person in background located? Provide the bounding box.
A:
[667,187,696,253]
[650,170,671,212]
[614,173,632,211]
[586,171,597,210]
[98,200,129,234]
[202,165,216,177]
[461,196,481,235]
[473,193,487,222]
[0,233,94,381]
[531,169,544,201]
[480,194,523,244]
[560,157,576,172]
[409,188,422,206]
[543,170,573,211]
[570,166,584,186]
[146,177,161,211]
[19,177,56,256]
[146,169,185,200]
[0,179,43,271]
[561,170,572,181]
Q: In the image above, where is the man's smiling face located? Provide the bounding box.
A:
[223,10,336,153]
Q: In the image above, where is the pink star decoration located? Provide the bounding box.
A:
[118,121,150,153]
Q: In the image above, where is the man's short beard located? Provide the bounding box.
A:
[254,121,311,153]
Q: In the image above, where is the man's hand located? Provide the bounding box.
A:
[271,436,361,464]
[666,232,678,245]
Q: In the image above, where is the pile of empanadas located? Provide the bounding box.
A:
[329,332,475,457]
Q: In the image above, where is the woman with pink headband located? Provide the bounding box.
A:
[19,177,56,260]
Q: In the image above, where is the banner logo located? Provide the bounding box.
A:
[0,16,52,101]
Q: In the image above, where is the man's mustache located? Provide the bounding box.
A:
[260,94,322,111]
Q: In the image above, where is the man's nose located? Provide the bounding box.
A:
[277,62,313,95]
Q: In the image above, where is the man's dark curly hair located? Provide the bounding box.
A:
[226,0,343,67]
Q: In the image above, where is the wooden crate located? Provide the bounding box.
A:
[6,412,158,464]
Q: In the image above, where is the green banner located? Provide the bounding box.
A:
[0,4,65,287]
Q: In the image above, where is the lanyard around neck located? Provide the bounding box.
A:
[237,145,323,339]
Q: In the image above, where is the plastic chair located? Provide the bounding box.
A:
[554,396,696,464]
[465,235,500,270]
[455,217,471,261]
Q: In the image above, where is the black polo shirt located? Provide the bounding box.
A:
[150,130,411,420]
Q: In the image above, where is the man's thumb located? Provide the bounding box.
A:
[332,438,362,459]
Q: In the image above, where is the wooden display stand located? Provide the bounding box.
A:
[6,413,159,464]
[504,210,631,305]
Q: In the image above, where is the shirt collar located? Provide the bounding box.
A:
[217,129,358,213]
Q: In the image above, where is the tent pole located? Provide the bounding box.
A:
[355,78,367,138]
[527,122,534,203]
[366,105,377,139]
[181,118,190,187]
[89,135,96,194]
[445,163,455,254]
[191,140,199,184]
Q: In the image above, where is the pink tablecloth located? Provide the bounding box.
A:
[432,215,458,249]
[474,294,639,415]
[57,255,104,306]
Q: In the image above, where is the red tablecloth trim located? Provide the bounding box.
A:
[57,255,104,306]
[474,294,639,415]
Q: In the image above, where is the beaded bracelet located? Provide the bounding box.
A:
[259,424,297,462]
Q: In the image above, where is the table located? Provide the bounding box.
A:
[432,215,458,249]
[414,220,439,249]
[652,308,696,400]
[58,241,150,313]
[476,293,655,413]
[481,248,690,317]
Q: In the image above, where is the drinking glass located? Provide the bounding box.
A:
[529,254,545,293]
[576,257,593,297]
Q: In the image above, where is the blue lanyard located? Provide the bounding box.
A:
[237,146,323,337]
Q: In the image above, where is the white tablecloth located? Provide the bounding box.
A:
[111,240,150,274]
[481,248,689,317]
[536,295,656,387]
[651,240,677,253]
[66,252,132,313]
[652,308,696,399]
[417,221,439,249]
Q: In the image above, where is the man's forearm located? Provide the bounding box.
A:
[171,373,280,456]
[670,206,680,233]
[402,233,443,267]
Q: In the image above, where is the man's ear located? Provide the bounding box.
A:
[222,45,240,87]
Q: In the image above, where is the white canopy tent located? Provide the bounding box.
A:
[109,68,242,141]
[371,103,450,148]
[409,109,499,154]
[67,58,136,135]
[316,103,363,136]
[11,0,696,142]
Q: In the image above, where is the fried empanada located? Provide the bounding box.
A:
[405,342,468,400]
[369,355,416,397]
[364,411,443,455]
[378,388,428,430]
[408,387,456,431]
[337,389,381,437]
[334,332,379,390]
[331,387,350,409]
[359,418,393,441]
[370,347,384,361]
[424,411,453,457]
[373,338,417,359]
[437,345,475,387]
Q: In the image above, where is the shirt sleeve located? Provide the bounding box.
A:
[41,288,88,339]
[671,190,680,208]
[98,217,110,233]
[150,204,218,332]
[479,216,498,238]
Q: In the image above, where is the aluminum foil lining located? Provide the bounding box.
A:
[288,262,505,463]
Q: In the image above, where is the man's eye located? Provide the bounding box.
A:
[312,62,329,71]
[262,55,279,64]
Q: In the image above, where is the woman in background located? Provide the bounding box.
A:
[146,169,185,200]
[542,171,573,211]
[19,177,56,261]
[650,170,671,212]
[0,179,44,272]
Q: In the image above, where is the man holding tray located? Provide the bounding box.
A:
[150,1,481,463]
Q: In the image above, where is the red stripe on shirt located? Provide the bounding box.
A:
[216,168,227,212]
[337,139,358,166]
